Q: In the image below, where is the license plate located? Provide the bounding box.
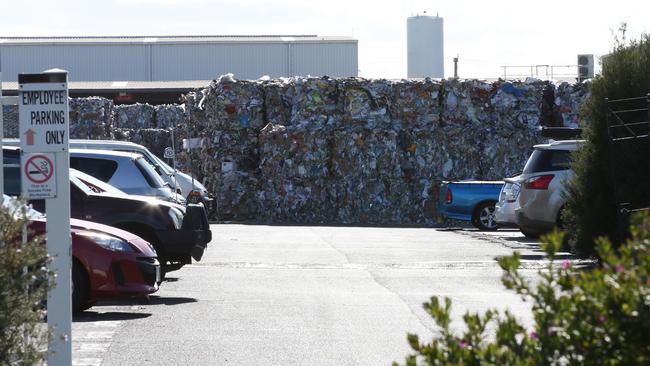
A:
[155,266,161,283]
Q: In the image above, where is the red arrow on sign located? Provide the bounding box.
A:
[24,129,36,145]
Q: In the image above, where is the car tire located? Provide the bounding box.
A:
[72,261,91,313]
[472,201,499,231]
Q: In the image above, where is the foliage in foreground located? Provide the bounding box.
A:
[394,214,650,365]
[565,30,650,257]
[0,201,52,365]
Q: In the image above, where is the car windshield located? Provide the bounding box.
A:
[70,169,127,195]
[151,154,175,175]
[1,194,45,219]
[523,149,572,174]
[134,157,167,189]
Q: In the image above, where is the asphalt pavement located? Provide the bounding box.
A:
[71,225,563,366]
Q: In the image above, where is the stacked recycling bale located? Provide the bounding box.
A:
[155,104,186,129]
[263,78,294,125]
[257,77,343,223]
[257,123,332,223]
[69,97,114,139]
[2,105,18,138]
[483,79,547,180]
[393,79,445,225]
[556,82,590,128]
[192,75,264,221]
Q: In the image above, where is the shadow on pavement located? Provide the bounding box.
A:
[147,296,197,306]
[501,236,540,244]
[518,253,575,261]
[163,277,179,282]
[73,311,151,322]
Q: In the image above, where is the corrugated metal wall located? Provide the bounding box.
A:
[0,41,358,82]
[1,45,149,81]
[291,43,358,77]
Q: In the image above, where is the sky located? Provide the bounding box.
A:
[0,0,648,80]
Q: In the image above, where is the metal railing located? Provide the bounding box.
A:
[501,64,579,81]
[606,94,650,240]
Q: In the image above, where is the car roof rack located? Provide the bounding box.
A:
[540,127,583,140]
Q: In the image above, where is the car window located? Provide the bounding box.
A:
[3,166,21,196]
[70,169,127,195]
[70,157,119,182]
[523,149,572,174]
[134,157,166,188]
[69,174,94,195]
[3,154,20,165]
[151,154,175,175]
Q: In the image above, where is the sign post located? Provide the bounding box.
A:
[18,70,71,365]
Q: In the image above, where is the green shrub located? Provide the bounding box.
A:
[0,200,52,365]
[564,29,650,257]
[394,214,650,365]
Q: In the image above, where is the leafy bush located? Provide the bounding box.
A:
[565,29,650,256]
[394,214,650,365]
[0,200,52,365]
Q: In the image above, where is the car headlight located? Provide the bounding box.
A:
[77,232,133,252]
[168,207,183,230]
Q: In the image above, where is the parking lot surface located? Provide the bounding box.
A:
[72,225,556,366]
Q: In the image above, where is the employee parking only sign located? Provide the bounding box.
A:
[19,73,69,153]
[21,152,57,199]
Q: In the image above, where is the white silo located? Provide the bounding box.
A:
[407,14,444,78]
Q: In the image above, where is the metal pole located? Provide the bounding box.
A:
[453,56,458,79]
[647,94,650,139]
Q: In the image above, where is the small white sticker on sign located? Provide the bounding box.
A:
[21,152,57,199]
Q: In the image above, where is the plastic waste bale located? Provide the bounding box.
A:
[112,128,172,160]
[113,103,155,129]
[155,104,187,129]
[290,76,343,130]
[259,123,329,180]
[201,74,264,130]
[68,97,113,139]
[262,78,294,126]
[214,170,259,221]
[395,79,442,131]
[397,130,438,180]
[442,79,496,128]
[341,78,395,130]
[256,179,333,223]
[331,128,401,179]
[556,82,590,128]
[329,178,409,225]
[2,105,18,138]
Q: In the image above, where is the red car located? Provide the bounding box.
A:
[4,196,160,312]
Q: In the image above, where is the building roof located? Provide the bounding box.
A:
[0,35,357,45]
[1,80,211,93]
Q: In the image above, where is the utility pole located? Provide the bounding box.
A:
[453,55,459,79]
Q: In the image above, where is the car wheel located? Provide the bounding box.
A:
[472,202,499,231]
[72,261,91,313]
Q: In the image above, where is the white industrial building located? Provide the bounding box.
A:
[0,35,358,82]
[407,15,444,78]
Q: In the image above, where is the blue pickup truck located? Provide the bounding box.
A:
[438,181,504,230]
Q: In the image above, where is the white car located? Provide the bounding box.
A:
[2,138,211,205]
[69,149,185,204]
[514,140,582,237]
[494,176,522,227]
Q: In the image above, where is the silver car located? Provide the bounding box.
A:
[494,176,522,227]
[514,140,580,238]
[70,149,185,204]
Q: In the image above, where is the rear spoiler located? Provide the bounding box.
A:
[540,127,583,140]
